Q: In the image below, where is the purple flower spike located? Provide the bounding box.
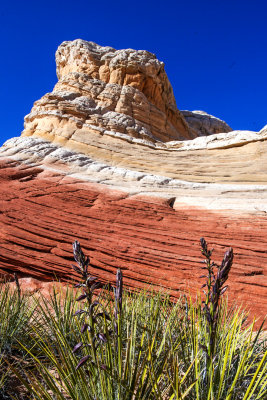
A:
[76,293,87,302]
[76,355,90,370]
[72,342,83,353]
[98,333,107,343]
[81,323,89,334]
[74,309,86,316]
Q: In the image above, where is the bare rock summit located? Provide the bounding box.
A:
[23,39,195,145]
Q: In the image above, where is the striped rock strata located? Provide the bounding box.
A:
[0,40,266,324]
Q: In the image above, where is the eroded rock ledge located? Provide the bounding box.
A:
[181,110,232,137]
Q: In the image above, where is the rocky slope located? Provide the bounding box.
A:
[0,40,266,324]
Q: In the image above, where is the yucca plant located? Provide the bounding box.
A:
[70,241,197,399]
[9,239,267,400]
[13,242,195,399]
[0,275,35,397]
[199,238,234,394]
[195,238,267,399]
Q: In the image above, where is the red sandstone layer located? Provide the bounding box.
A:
[0,158,266,324]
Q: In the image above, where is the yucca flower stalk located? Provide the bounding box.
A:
[200,238,234,394]
[113,268,123,397]
[114,268,123,333]
[13,273,21,304]
[72,240,111,370]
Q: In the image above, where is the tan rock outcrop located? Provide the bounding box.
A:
[20,40,266,189]
[22,39,193,144]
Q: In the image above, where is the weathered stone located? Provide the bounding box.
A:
[181,110,232,136]
[22,39,193,144]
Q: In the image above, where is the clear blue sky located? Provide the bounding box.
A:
[1,0,266,146]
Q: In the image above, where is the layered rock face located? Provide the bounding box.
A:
[1,40,267,324]
[0,156,266,326]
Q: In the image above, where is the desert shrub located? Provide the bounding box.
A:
[7,241,267,399]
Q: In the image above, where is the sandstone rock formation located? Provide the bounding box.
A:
[23,39,194,145]
[0,39,266,325]
[181,110,232,136]
[0,154,266,326]
[1,135,267,210]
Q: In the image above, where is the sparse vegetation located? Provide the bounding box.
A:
[0,240,266,399]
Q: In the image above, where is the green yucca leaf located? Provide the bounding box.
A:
[242,350,267,400]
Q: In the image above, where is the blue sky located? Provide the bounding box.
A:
[0,0,266,146]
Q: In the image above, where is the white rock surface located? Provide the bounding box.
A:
[181,110,232,136]
[169,129,267,150]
